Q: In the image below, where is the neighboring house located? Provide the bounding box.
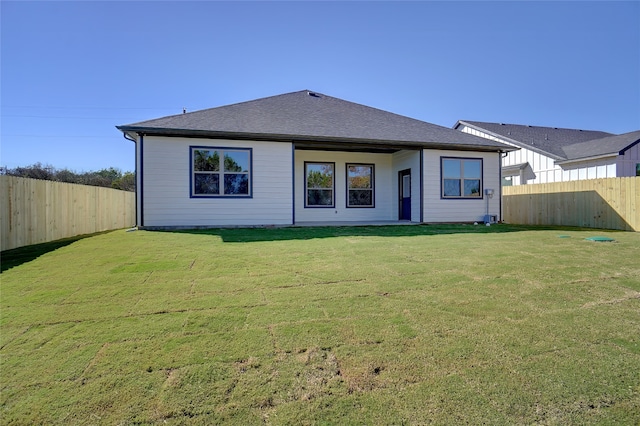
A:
[454,121,640,185]
[116,90,515,228]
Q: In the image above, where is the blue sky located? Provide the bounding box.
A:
[2,1,639,173]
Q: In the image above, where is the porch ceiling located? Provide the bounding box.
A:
[292,139,507,154]
[293,141,404,153]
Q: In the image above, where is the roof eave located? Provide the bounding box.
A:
[116,126,514,152]
[556,153,617,165]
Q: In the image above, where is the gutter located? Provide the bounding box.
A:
[115,126,514,154]
[555,153,617,165]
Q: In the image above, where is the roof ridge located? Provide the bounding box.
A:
[187,89,313,113]
[133,90,315,123]
[117,90,516,152]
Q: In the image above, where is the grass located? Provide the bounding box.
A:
[1,224,639,424]
[0,232,108,273]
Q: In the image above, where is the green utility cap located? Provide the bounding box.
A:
[585,236,616,242]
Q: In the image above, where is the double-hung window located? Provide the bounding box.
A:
[191,147,252,197]
[305,162,334,207]
[347,164,374,207]
[441,157,482,198]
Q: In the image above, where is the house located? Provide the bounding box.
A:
[454,120,640,185]
[116,90,515,228]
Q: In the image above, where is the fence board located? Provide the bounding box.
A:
[503,177,639,231]
[1,176,136,251]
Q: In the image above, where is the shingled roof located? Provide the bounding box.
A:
[117,90,514,152]
[455,120,614,160]
[561,130,640,162]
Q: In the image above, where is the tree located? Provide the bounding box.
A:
[1,162,56,180]
[1,163,135,191]
[193,150,220,171]
[112,172,135,191]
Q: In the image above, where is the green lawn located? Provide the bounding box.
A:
[1,224,639,424]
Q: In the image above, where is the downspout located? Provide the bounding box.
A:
[500,151,507,222]
[291,143,295,225]
[138,133,144,227]
[419,148,424,223]
[122,132,139,227]
[123,133,136,143]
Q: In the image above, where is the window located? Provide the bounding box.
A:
[441,157,482,198]
[636,163,640,177]
[305,162,334,207]
[347,164,374,207]
[191,147,251,197]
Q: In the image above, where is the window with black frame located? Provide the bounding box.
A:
[191,147,251,197]
[441,157,482,198]
[305,162,334,207]
[347,164,374,207]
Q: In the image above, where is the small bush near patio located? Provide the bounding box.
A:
[1,224,639,424]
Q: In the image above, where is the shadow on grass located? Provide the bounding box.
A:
[164,223,584,243]
[1,232,110,273]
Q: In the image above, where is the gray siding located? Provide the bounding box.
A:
[617,143,640,177]
[141,136,293,226]
[422,149,501,223]
[391,150,422,222]
[294,150,394,223]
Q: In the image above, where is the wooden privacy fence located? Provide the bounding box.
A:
[503,177,639,231]
[1,176,136,251]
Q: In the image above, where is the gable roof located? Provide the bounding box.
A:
[455,120,614,160]
[560,130,640,162]
[117,90,514,152]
